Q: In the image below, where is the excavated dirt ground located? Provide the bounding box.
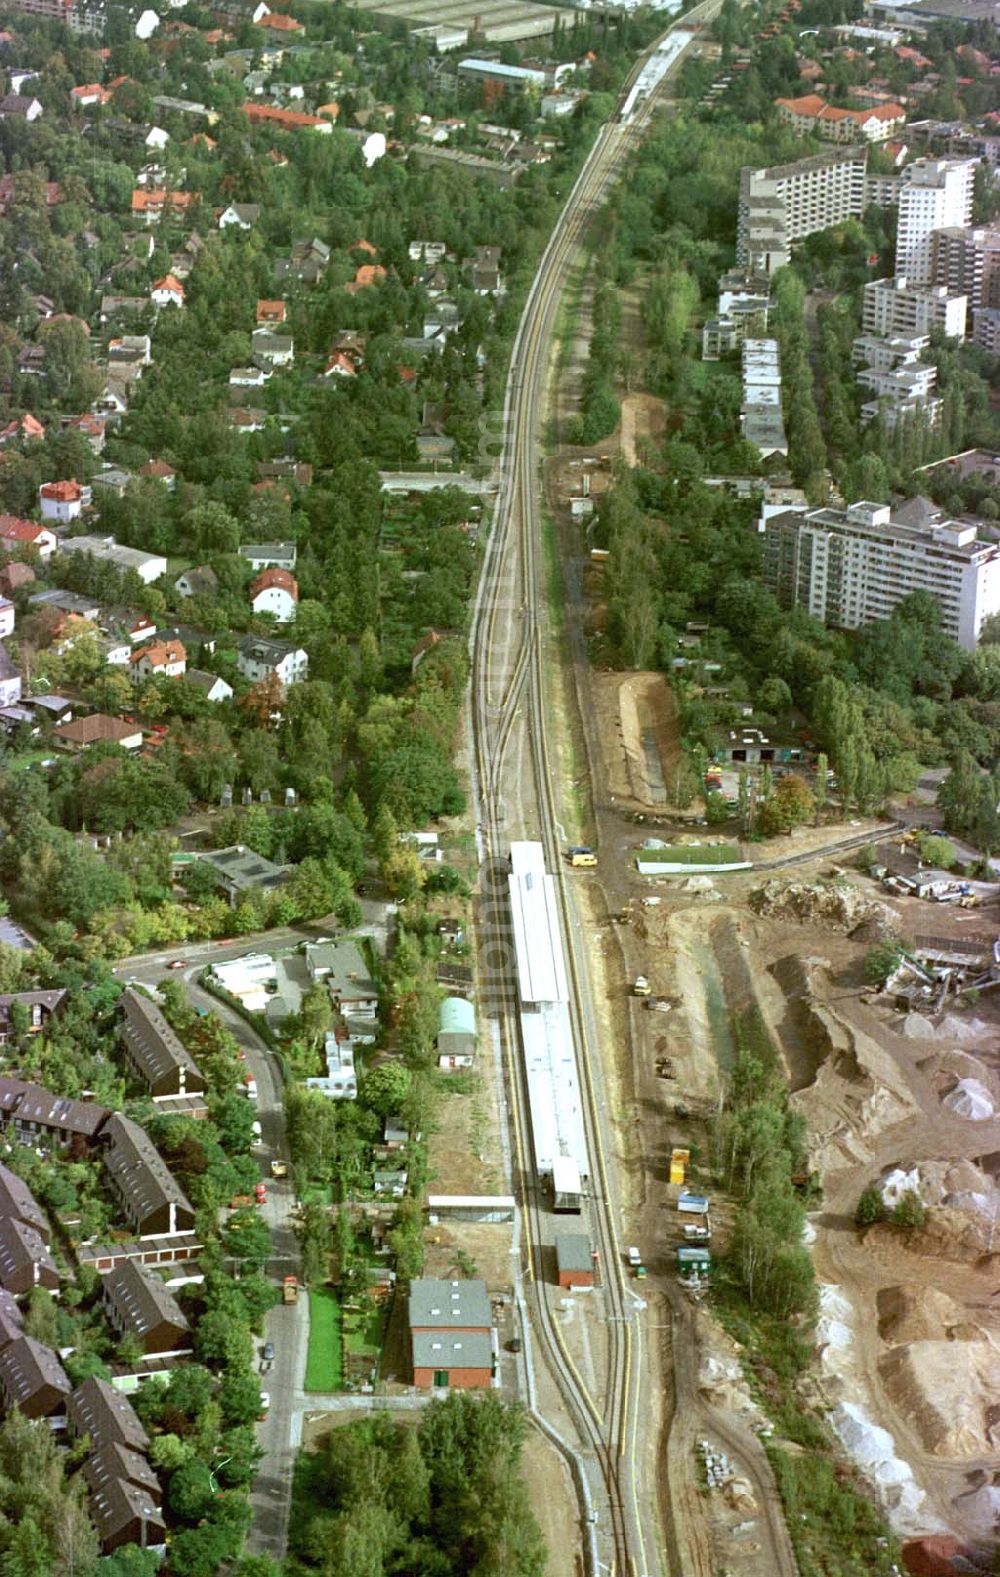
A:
[630,870,1000,1551]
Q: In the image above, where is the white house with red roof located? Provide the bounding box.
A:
[150,275,185,309]
[130,640,186,680]
[0,415,45,446]
[250,566,299,623]
[38,480,91,523]
[0,517,56,558]
[775,93,905,143]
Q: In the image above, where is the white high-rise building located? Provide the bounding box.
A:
[763,500,1000,649]
[895,158,976,284]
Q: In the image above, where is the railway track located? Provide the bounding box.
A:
[468,9,722,1575]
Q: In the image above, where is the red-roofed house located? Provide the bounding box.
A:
[256,300,286,325]
[62,414,105,455]
[130,189,194,224]
[346,264,387,294]
[70,83,111,108]
[138,459,176,488]
[353,239,378,257]
[775,92,904,142]
[0,517,55,558]
[151,275,185,309]
[250,567,299,622]
[130,640,186,680]
[243,103,331,133]
[257,9,304,30]
[0,415,44,446]
[39,479,90,523]
[324,352,357,378]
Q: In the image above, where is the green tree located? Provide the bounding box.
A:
[855,1185,887,1227]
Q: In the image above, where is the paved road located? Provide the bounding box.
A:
[113,957,307,1563]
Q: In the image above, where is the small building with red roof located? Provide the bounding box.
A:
[0,415,44,446]
[150,275,185,309]
[0,517,56,558]
[130,640,186,680]
[39,479,90,523]
[250,566,299,623]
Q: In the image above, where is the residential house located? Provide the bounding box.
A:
[256,299,286,324]
[0,415,45,446]
[238,541,296,572]
[249,566,298,622]
[274,237,330,283]
[85,1469,165,1556]
[130,189,194,225]
[25,694,74,725]
[323,351,358,378]
[0,517,55,557]
[58,535,166,584]
[151,275,185,308]
[230,366,269,388]
[52,715,143,752]
[304,939,378,1016]
[0,990,67,1047]
[198,847,288,904]
[174,565,218,599]
[102,1114,196,1238]
[0,645,21,708]
[243,103,330,132]
[3,1081,110,1149]
[346,263,387,294]
[0,1163,49,1241]
[775,93,905,142]
[129,639,186,680]
[229,407,266,432]
[0,599,13,639]
[256,459,312,487]
[251,327,294,366]
[218,201,261,229]
[305,1030,357,1100]
[67,1376,149,1454]
[236,633,304,684]
[0,563,34,597]
[38,479,90,523]
[0,1291,23,1352]
[0,95,42,122]
[119,989,205,1100]
[257,8,303,29]
[408,1278,494,1389]
[101,1260,191,1355]
[0,1336,71,1419]
[184,669,233,702]
[70,82,112,107]
[0,1217,59,1295]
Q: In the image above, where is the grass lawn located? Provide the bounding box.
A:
[304,1288,342,1392]
[343,1302,385,1358]
[5,750,54,773]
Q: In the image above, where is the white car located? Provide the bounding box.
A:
[258,1392,270,1420]
[626,1245,642,1267]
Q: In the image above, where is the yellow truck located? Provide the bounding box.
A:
[283,1276,299,1305]
[270,1159,288,1178]
[568,846,597,868]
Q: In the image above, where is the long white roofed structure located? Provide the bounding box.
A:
[508,842,588,1186]
[508,841,568,1006]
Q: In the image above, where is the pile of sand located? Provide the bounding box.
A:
[954,1479,1000,1533]
[943,1079,996,1121]
[877,1284,980,1346]
[750,878,893,933]
[880,1339,1000,1456]
[829,1401,928,1527]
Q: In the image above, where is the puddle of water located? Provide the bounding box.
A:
[692,941,735,1073]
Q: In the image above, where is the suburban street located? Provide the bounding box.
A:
[112,948,308,1562]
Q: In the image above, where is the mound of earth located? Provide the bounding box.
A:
[943,1079,996,1121]
[793,1008,919,1174]
[829,1400,929,1527]
[751,877,893,932]
[879,1339,1000,1457]
[953,1480,1000,1533]
[877,1284,980,1345]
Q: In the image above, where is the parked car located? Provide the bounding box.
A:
[258,1391,270,1420]
[262,1341,274,1363]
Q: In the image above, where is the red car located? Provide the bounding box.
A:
[254,1183,267,1204]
